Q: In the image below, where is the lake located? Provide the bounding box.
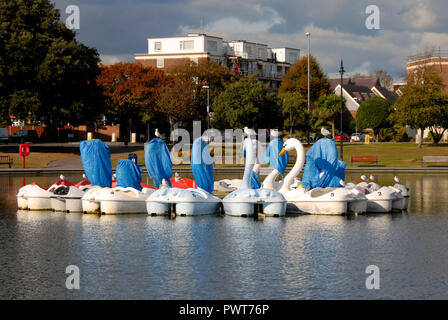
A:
[0,173,447,299]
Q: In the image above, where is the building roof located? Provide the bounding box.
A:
[329,78,350,91]
[372,86,399,104]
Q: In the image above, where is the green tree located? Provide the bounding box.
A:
[0,0,104,127]
[392,66,448,147]
[314,94,345,138]
[279,55,330,105]
[356,96,391,139]
[168,60,236,124]
[280,91,308,135]
[212,75,281,129]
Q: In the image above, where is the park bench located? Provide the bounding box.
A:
[0,155,13,168]
[351,155,378,166]
[421,156,448,167]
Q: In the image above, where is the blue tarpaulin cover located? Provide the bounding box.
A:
[80,139,112,187]
[116,159,143,191]
[191,138,214,193]
[301,138,346,189]
[145,138,172,187]
[261,138,289,176]
[251,172,262,189]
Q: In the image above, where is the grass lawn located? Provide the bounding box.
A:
[1,142,448,168]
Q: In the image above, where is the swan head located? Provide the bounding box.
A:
[278,138,301,156]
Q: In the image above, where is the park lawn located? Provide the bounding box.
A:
[1,143,448,168]
[338,143,448,167]
[0,152,78,168]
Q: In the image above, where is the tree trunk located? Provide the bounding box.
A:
[331,119,335,138]
[418,128,423,148]
[429,127,445,144]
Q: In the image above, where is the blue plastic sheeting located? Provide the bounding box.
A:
[80,139,112,187]
[116,159,143,191]
[251,171,262,189]
[261,138,289,176]
[191,138,214,193]
[301,138,347,189]
[145,138,172,188]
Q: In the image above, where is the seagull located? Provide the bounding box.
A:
[321,127,331,137]
[369,175,375,182]
[155,128,161,138]
[339,179,345,187]
[243,127,256,138]
[174,172,181,181]
[60,174,65,180]
[271,129,280,138]
[360,175,368,181]
[394,176,401,183]
[82,173,86,179]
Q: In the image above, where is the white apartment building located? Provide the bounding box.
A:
[135,33,300,91]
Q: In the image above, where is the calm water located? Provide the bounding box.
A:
[0,173,447,299]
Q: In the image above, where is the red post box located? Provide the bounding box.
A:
[19,144,30,168]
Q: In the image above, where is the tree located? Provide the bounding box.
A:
[0,0,104,127]
[212,75,282,129]
[392,66,448,147]
[356,96,391,138]
[372,70,393,89]
[279,55,330,105]
[97,62,167,136]
[168,60,236,123]
[314,94,345,138]
[280,92,308,135]
[155,77,197,131]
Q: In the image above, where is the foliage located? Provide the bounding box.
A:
[155,77,197,129]
[392,66,448,147]
[279,55,330,105]
[356,96,391,133]
[97,62,166,126]
[280,91,308,134]
[212,75,282,129]
[167,60,236,123]
[314,94,345,137]
[0,0,104,126]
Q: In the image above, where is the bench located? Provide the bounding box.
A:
[421,156,448,167]
[351,155,378,166]
[0,155,13,168]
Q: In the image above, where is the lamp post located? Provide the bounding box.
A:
[305,32,311,113]
[202,85,210,130]
[339,59,345,161]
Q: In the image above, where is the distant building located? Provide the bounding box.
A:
[330,77,398,118]
[407,49,448,88]
[134,33,300,91]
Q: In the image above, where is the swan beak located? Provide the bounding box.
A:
[278,148,287,157]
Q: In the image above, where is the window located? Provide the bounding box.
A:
[289,53,297,63]
[247,45,253,58]
[180,40,194,50]
[207,40,217,52]
[156,58,164,68]
[154,41,162,51]
[257,48,265,59]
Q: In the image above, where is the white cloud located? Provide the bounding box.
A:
[100,54,133,65]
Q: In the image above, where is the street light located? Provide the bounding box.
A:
[202,85,210,130]
[305,32,311,113]
[339,59,345,161]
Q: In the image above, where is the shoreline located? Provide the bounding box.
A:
[2,166,448,175]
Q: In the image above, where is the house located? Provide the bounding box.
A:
[330,77,398,118]
[134,33,300,91]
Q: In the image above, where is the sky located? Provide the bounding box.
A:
[53,0,448,81]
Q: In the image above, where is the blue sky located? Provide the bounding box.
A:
[53,0,448,80]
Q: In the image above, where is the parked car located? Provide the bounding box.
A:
[351,132,364,142]
[9,129,38,143]
[0,128,9,144]
[334,132,350,142]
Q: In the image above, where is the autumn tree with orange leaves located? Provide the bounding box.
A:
[97,62,167,136]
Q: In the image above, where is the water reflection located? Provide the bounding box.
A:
[0,173,448,299]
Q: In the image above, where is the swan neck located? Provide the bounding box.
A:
[241,138,254,189]
[279,139,305,193]
[262,168,280,190]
